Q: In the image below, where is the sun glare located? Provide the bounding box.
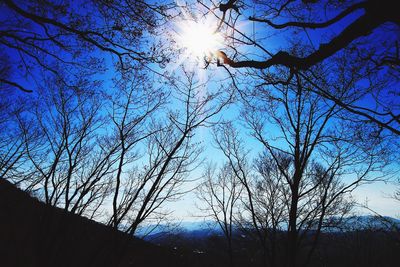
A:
[176,18,223,61]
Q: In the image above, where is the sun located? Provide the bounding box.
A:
[175,17,223,61]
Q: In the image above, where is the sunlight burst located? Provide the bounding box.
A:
[176,17,223,62]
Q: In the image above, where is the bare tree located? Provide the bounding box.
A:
[0,0,174,93]
[106,70,166,229]
[197,0,400,136]
[212,67,390,266]
[106,67,233,235]
[2,61,232,232]
[212,122,273,266]
[15,75,114,218]
[197,162,243,267]
[0,90,33,182]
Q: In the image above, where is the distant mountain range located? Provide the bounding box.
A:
[139,215,400,240]
[326,215,400,232]
[137,220,223,240]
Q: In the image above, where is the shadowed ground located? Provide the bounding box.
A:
[0,179,209,267]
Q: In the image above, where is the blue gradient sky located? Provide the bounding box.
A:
[2,0,399,221]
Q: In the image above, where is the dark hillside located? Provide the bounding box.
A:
[2,178,399,267]
[0,179,206,267]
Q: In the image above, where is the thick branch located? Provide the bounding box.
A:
[219,0,239,13]
[221,2,395,70]
[0,78,32,93]
[249,2,367,29]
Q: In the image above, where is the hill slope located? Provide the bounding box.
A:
[0,179,206,267]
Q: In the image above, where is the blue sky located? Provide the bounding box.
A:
[2,0,399,222]
[162,0,400,220]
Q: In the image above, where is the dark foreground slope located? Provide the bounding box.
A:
[0,179,206,267]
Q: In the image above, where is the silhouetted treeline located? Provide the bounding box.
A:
[151,228,400,267]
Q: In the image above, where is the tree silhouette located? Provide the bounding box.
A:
[197,162,242,267]
[0,0,172,92]
[204,0,400,135]
[210,62,390,266]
